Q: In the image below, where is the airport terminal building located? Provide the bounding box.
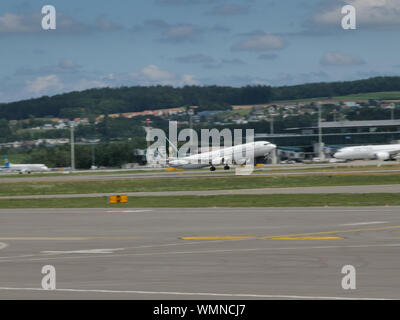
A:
[256,119,400,160]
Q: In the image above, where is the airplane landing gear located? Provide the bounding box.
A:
[224,165,230,170]
[210,166,216,171]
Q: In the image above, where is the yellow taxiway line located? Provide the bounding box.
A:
[182,226,400,241]
[259,225,400,240]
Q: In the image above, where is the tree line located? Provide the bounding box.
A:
[1,77,400,120]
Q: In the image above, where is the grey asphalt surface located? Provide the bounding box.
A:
[2,184,400,199]
[1,207,400,299]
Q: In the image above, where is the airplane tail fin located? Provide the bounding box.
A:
[3,156,10,168]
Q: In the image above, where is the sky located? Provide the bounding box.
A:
[0,0,400,102]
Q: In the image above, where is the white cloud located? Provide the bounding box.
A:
[139,64,176,82]
[166,24,196,39]
[231,31,285,52]
[42,59,82,74]
[182,74,200,85]
[309,0,400,29]
[7,65,199,102]
[320,52,365,66]
[251,80,271,86]
[0,12,121,34]
[0,13,39,33]
[26,75,64,95]
[269,71,330,86]
[129,64,199,86]
[175,54,244,69]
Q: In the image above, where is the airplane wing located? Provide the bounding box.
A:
[387,148,400,155]
[373,147,400,160]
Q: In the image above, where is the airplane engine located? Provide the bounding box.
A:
[235,158,250,165]
[211,157,224,166]
[169,159,189,167]
[224,157,232,165]
[375,152,390,161]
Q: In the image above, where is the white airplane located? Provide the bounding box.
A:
[168,141,276,171]
[1,156,50,174]
[333,144,400,161]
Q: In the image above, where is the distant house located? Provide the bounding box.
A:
[42,124,54,130]
[232,119,248,124]
[345,102,360,107]
[267,107,276,114]
[72,118,89,125]
[55,123,67,129]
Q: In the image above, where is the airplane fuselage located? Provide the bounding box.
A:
[5,164,49,174]
[169,141,276,169]
[334,144,400,160]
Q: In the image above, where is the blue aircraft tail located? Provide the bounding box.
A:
[2,156,10,168]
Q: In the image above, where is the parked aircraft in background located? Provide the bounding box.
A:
[1,156,49,174]
[334,144,400,161]
[168,141,276,171]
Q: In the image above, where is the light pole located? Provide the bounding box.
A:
[91,142,96,169]
[70,123,75,171]
[318,103,323,159]
[270,114,274,135]
[188,108,194,155]
[332,109,338,122]
[388,105,395,120]
[145,118,151,149]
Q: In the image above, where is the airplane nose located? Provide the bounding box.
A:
[334,152,342,158]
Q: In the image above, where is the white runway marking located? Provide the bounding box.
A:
[0,237,89,241]
[0,287,391,300]
[106,210,152,213]
[0,239,252,261]
[41,248,125,254]
[1,243,400,263]
[340,221,388,226]
[0,242,7,250]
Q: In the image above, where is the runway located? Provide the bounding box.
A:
[1,164,400,183]
[2,184,400,199]
[0,207,400,299]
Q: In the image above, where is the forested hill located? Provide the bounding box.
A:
[1,76,400,120]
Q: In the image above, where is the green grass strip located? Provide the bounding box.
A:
[1,193,400,208]
[1,174,400,196]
